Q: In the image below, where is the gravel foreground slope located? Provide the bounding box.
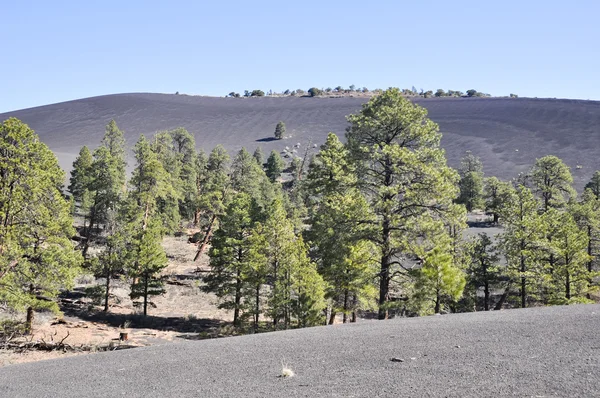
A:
[2,94,600,189]
[1,305,599,398]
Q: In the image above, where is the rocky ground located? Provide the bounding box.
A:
[0,234,234,367]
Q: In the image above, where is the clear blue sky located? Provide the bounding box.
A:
[2,0,599,112]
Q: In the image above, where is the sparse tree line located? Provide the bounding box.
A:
[227,86,511,99]
[1,88,597,335]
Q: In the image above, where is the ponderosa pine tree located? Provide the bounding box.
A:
[129,135,176,231]
[263,196,326,328]
[0,118,82,333]
[82,146,123,257]
[68,146,93,208]
[499,185,546,308]
[543,208,593,303]
[531,155,575,212]
[94,221,130,312]
[204,193,255,327]
[412,240,466,314]
[274,121,286,140]
[129,220,167,316]
[265,150,285,182]
[570,189,600,297]
[305,133,378,323]
[585,171,600,198]
[483,176,513,223]
[468,233,502,310]
[457,152,484,212]
[346,88,459,319]
[253,147,264,166]
[151,128,197,225]
[231,148,263,197]
[194,146,230,260]
[101,120,127,190]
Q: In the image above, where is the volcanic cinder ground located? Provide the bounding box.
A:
[2,93,600,190]
[1,305,599,397]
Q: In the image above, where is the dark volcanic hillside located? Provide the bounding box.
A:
[2,93,600,189]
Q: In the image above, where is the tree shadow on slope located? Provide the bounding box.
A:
[60,302,223,334]
[255,137,278,143]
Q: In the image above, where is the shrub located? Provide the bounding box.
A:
[308,87,322,97]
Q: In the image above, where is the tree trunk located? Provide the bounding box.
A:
[484,281,490,311]
[254,284,260,331]
[25,283,35,334]
[26,307,34,335]
[328,310,336,325]
[378,217,391,320]
[342,289,349,323]
[272,260,279,328]
[434,291,441,314]
[234,267,242,327]
[351,293,357,323]
[565,247,571,301]
[565,269,571,300]
[143,275,148,316]
[194,214,216,261]
[494,287,509,310]
[587,225,593,300]
[520,249,526,308]
[103,270,111,312]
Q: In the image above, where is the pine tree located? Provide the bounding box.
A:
[456,152,484,212]
[263,196,325,328]
[531,155,575,212]
[129,220,167,316]
[94,223,130,312]
[483,176,513,223]
[412,241,466,314]
[231,148,263,197]
[68,146,93,208]
[129,135,176,231]
[193,146,230,260]
[0,118,82,333]
[468,233,502,310]
[244,222,269,330]
[570,189,600,297]
[274,121,286,140]
[346,88,459,319]
[499,185,546,308]
[584,171,600,198]
[265,150,285,182]
[204,193,255,327]
[84,146,122,257]
[253,147,264,166]
[305,133,377,323]
[152,128,197,224]
[544,209,593,303]
[101,119,127,188]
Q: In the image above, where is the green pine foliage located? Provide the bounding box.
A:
[531,155,575,212]
[204,193,256,326]
[457,152,484,211]
[0,118,82,332]
[499,185,548,308]
[265,150,285,182]
[305,133,378,323]
[467,233,503,311]
[129,220,168,316]
[274,121,286,140]
[346,88,460,319]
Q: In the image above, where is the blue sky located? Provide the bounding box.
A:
[2,0,599,112]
